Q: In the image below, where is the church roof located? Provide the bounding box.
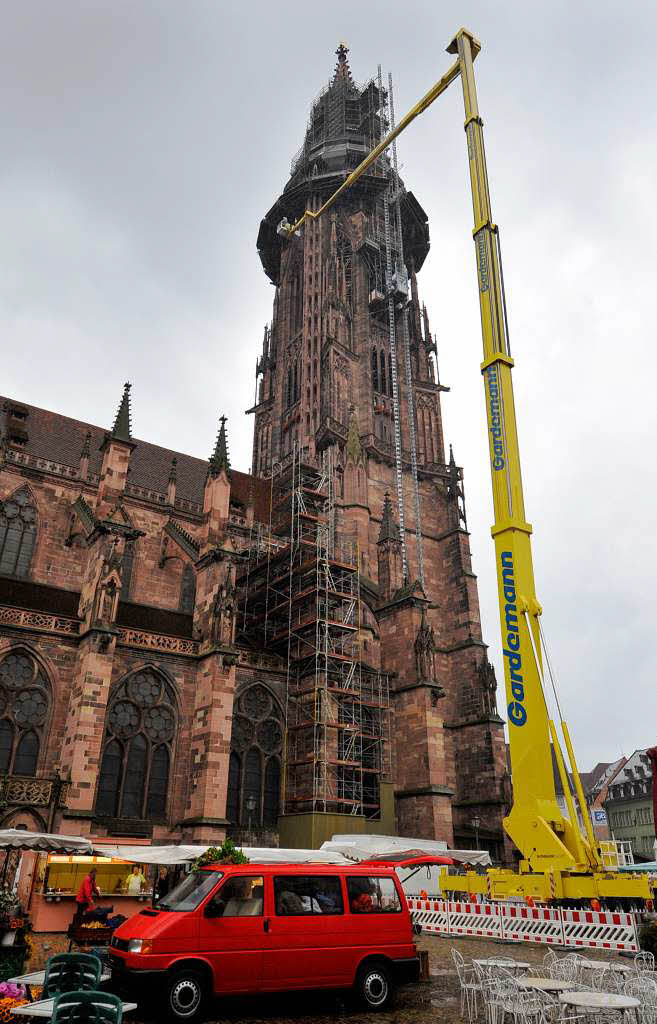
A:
[0,395,271,523]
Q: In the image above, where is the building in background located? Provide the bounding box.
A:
[0,46,510,858]
[604,750,655,861]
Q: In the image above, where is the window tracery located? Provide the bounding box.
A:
[0,488,37,578]
[227,684,283,829]
[96,668,176,821]
[0,649,50,776]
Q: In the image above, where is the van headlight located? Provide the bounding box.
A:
[127,939,152,954]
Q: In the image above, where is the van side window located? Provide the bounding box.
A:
[347,876,402,914]
[274,875,343,916]
[210,875,264,917]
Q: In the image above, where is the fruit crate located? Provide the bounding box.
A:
[67,925,113,947]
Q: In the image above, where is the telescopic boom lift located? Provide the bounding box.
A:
[279,29,654,905]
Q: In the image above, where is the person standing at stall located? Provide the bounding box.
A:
[73,867,100,925]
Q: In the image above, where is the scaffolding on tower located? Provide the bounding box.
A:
[235,444,391,820]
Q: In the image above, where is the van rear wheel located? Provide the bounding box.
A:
[164,969,208,1023]
[356,961,392,1011]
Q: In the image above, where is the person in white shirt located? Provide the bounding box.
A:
[125,864,147,894]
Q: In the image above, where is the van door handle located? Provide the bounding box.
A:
[263,918,270,933]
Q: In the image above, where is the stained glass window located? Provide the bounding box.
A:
[0,650,50,775]
[228,684,283,828]
[0,488,37,578]
[95,668,176,820]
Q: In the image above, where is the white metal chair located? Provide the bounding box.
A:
[625,975,657,1024]
[550,958,579,984]
[635,953,656,974]
[452,948,482,1021]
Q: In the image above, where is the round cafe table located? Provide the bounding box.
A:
[577,959,634,974]
[558,991,640,1022]
[473,958,530,973]
[518,977,578,992]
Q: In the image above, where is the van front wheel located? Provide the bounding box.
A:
[165,969,208,1023]
[356,962,392,1011]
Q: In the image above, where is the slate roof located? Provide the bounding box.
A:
[1,395,271,524]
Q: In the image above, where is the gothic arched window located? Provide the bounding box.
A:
[380,350,387,396]
[371,348,379,393]
[228,684,283,829]
[0,488,37,578]
[0,649,51,776]
[95,668,176,821]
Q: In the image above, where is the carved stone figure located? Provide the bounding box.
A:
[415,606,437,682]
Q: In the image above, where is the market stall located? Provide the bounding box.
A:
[30,850,155,935]
[0,830,93,978]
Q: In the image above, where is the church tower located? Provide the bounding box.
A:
[250,46,510,856]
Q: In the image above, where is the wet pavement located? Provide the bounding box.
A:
[134,933,633,1024]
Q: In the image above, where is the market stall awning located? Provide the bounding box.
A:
[363,852,454,867]
[322,834,491,867]
[89,844,350,866]
[0,829,93,854]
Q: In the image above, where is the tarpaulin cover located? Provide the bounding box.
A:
[322,834,491,867]
[0,829,93,854]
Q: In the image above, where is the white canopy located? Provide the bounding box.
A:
[0,829,93,854]
[89,834,490,868]
[89,844,350,866]
[322,833,492,867]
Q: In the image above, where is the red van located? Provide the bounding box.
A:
[109,862,420,1020]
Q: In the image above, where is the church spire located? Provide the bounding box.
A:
[378,491,401,544]
[208,415,231,479]
[333,42,353,85]
[111,382,132,442]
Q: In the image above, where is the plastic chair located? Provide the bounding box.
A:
[44,954,102,998]
[52,990,123,1024]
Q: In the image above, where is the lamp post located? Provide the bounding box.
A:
[471,814,481,850]
[246,795,256,837]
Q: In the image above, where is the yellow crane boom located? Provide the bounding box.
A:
[280,29,653,904]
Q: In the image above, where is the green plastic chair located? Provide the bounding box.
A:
[52,991,123,1024]
[43,954,102,998]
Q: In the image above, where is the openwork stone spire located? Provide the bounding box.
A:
[333,41,353,85]
[208,415,231,478]
[111,383,132,442]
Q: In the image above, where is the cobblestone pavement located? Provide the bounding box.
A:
[134,935,634,1024]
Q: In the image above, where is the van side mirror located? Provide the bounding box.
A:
[204,900,223,919]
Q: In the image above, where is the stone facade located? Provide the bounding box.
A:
[0,46,510,857]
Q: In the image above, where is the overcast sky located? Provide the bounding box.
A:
[2,1,655,770]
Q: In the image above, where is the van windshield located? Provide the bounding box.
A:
[158,870,223,912]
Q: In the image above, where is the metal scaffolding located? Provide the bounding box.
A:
[236,445,391,819]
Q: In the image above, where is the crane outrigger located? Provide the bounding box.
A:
[280,29,654,905]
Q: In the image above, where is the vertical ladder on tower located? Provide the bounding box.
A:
[378,65,409,583]
[388,72,426,592]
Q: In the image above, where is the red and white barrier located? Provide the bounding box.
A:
[407,897,450,935]
[561,908,638,951]
[448,900,503,939]
[406,897,640,952]
[501,904,564,945]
